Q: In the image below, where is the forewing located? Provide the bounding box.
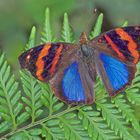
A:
[90,26,140,64]
[19,42,79,82]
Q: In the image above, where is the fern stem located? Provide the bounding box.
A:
[30,76,36,124]
[2,105,84,138]
[48,93,53,116]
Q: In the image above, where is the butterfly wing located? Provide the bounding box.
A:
[19,42,95,104]
[94,50,136,96]
[49,50,95,105]
[19,42,79,82]
[90,26,140,64]
[90,26,140,96]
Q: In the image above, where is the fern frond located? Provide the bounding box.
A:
[112,94,140,134]
[40,106,88,140]
[78,106,118,140]
[59,117,82,139]
[26,25,36,50]
[61,13,75,43]
[59,112,90,140]
[20,70,43,123]
[40,83,54,115]
[126,63,140,105]
[96,99,136,140]
[40,82,65,116]
[0,53,22,132]
[89,13,103,39]
[41,8,55,43]
[42,119,64,140]
[122,21,128,27]
[25,26,36,50]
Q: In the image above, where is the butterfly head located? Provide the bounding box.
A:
[79,32,88,45]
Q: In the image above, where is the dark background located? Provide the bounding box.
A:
[0,0,140,74]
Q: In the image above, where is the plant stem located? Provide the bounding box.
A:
[49,93,53,116]
[30,76,35,124]
[2,105,84,139]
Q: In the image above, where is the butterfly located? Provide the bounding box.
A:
[19,26,140,105]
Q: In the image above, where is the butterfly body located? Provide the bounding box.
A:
[19,26,140,105]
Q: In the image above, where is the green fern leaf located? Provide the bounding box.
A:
[0,53,22,132]
[40,82,65,116]
[39,104,91,140]
[89,13,103,39]
[40,83,54,114]
[41,8,55,43]
[25,26,36,50]
[112,94,140,134]
[20,70,43,123]
[9,128,42,140]
[122,21,128,27]
[78,106,118,140]
[96,99,136,140]
[58,117,82,140]
[26,25,36,50]
[61,13,75,43]
[59,111,90,140]
[42,121,64,140]
[126,63,140,105]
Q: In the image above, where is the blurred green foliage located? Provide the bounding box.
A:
[0,0,140,75]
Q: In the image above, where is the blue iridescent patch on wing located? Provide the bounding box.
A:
[100,53,129,91]
[62,62,85,101]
